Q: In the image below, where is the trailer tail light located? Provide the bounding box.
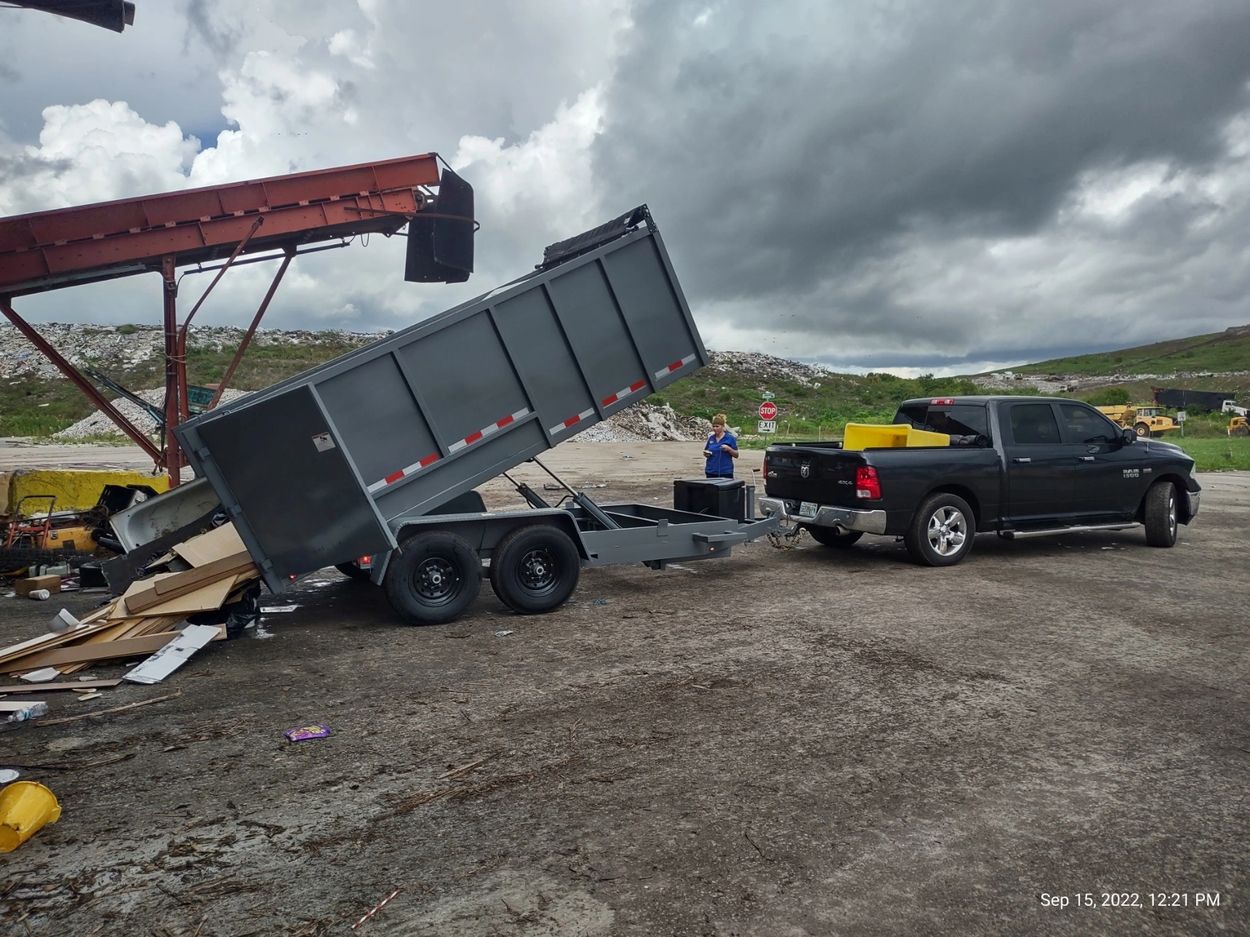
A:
[855,466,881,500]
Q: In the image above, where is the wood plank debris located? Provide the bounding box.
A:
[0,523,257,706]
[0,680,122,694]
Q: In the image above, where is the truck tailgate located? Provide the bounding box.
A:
[766,445,864,506]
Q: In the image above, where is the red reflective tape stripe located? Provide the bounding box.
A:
[563,415,580,428]
[419,453,440,467]
[630,379,647,393]
[465,430,483,445]
[667,359,683,372]
[601,394,618,406]
[496,414,514,428]
[384,470,404,484]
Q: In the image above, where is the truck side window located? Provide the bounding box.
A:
[895,405,927,428]
[1008,404,1062,444]
[1059,403,1118,443]
[944,405,990,440]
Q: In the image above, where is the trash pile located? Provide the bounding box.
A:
[54,387,249,440]
[579,402,712,443]
[0,523,256,708]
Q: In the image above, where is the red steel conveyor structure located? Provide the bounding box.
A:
[0,153,472,485]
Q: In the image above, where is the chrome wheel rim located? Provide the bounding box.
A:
[1167,492,1176,539]
[927,506,967,557]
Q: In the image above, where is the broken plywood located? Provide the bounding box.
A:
[171,523,246,568]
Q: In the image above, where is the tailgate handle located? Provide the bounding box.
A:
[1012,457,1031,464]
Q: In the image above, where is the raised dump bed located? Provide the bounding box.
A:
[113,207,778,623]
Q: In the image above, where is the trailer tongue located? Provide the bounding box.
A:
[111,207,777,624]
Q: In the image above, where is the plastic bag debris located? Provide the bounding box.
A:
[284,724,331,743]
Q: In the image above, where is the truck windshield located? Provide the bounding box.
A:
[894,404,989,441]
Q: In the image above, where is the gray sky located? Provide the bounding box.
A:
[2,0,1248,375]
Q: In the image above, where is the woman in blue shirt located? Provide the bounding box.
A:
[702,413,739,478]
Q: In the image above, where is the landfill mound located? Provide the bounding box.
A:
[54,388,250,440]
[579,402,712,443]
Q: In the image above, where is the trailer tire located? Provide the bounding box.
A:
[904,493,975,567]
[1143,481,1178,547]
[490,525,580,615]
[384,531,481,625]
[804,526,863,548]
[335,561,370,582]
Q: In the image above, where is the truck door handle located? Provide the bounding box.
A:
[1077,456,1095,462]
[1012,457,1031,464]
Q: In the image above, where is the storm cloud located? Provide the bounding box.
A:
[1,0,1249,374]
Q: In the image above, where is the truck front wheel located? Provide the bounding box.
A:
[1134,422,1152,438]
[490,524,580,614]
[804,526,864,548]
[905,493,975,567]
[1143,481,1178,547]
[384,531,482,625]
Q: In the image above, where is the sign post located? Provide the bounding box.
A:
[757,400,778,435]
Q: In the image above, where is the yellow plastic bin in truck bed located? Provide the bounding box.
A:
[842,423,951,450]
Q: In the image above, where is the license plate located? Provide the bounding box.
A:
[799,501,818,518]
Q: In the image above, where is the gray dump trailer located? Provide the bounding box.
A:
[112,207,777,624]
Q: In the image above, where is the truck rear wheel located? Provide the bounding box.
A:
[905,493,975,567]
[804,526,863,548]
[1143,481,1178,547]
[490,524,580,614]
[384,531,481,625]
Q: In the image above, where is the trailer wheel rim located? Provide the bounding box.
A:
[927,506,967,557]
[518,548,558,595]
[415,557,459,604]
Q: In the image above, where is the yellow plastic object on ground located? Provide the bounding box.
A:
[3,469,169,514]
[0,781,62,852]
[842,423,951,451]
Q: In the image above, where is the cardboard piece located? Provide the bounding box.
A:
[124,552,254,613]
[15,575,60,597]
[171,523,246,568]
[126,575,236,618]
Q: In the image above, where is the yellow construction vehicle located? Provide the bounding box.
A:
[1096,404,1179,439]
[1223,400,1249,436]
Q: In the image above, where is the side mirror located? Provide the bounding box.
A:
[1121,428,1137,445]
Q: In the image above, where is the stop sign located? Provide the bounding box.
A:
[758,401,778,420]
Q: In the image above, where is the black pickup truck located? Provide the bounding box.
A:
[758,396,1201,566]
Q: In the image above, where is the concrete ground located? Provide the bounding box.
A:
[0,441,1246,936]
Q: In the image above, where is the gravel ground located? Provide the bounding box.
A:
[0,445,1245,936]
